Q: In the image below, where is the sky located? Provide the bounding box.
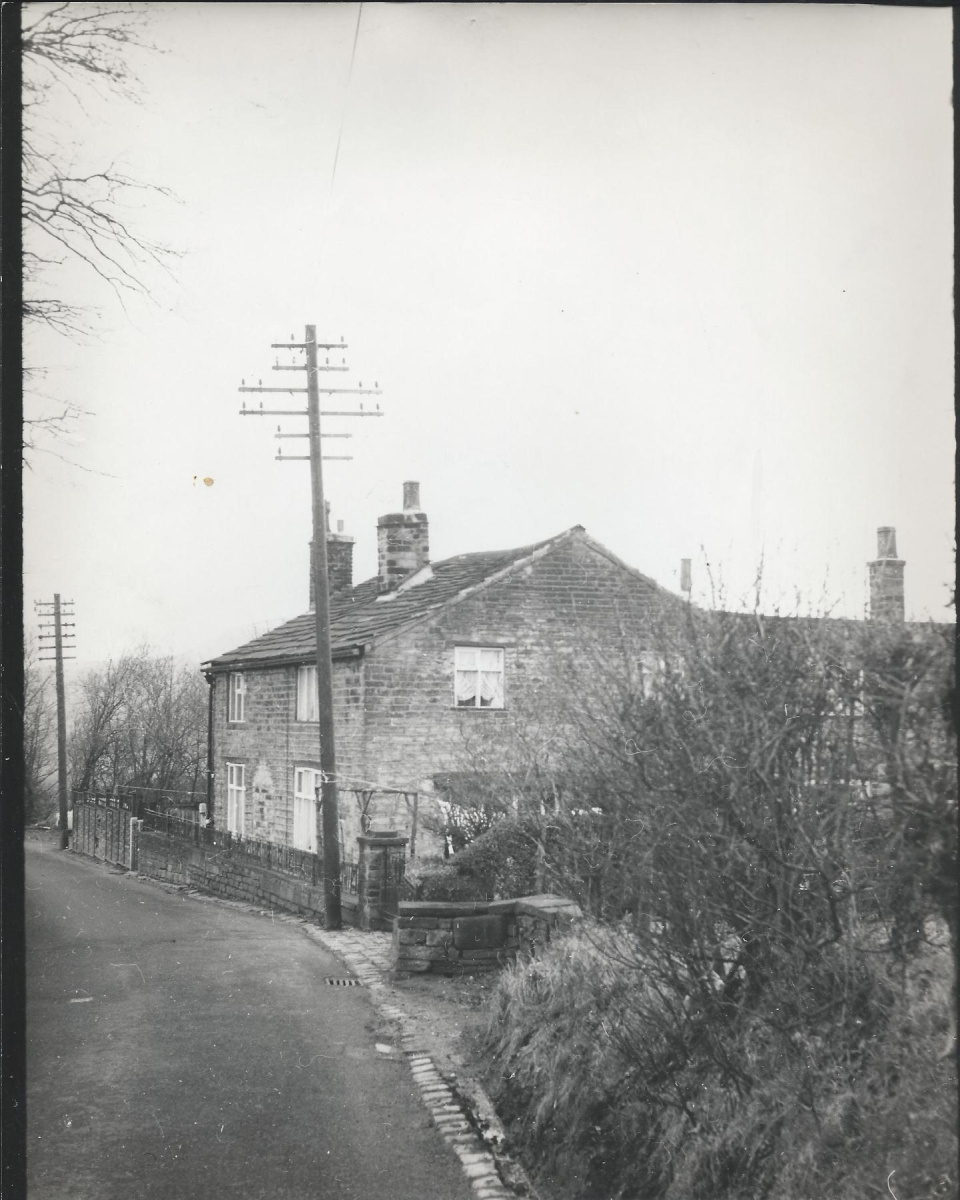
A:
[22,3,955,675]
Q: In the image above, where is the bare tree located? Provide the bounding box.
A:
[69,651,139,793]
[21,3,179,455]
[70,648,207,804]
[23,649,57,823]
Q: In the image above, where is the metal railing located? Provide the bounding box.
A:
[72,789,136,812]
[72,787,207,818]
[141,807,214,846]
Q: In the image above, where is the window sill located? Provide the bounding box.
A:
[452,706,508,714]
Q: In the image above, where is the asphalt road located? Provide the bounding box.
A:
[25,834,474,1200]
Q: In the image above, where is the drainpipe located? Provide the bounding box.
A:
[204,671,215,825]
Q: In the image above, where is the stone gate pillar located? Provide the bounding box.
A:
[357,831,409,931]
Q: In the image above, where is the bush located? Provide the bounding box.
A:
[483,920,957,1200]
[415,815,543,901]
[415,863,487,902]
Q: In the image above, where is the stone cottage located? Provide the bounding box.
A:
[202,482,676,861]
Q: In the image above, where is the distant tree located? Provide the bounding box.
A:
[70,648,207,804]
[23,650,57,823]
[21,3,179,455]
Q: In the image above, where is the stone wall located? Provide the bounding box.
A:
[135,828,373,927]
[393,895,582,975]
[136,829,337,921]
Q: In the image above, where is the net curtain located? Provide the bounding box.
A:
[455,648,503,707]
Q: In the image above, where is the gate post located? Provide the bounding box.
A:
[357,832,408,931]
[129,816,139,871]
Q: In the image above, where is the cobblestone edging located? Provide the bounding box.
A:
[308,927,539,1200]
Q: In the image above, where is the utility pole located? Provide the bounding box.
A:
[238,328,382,930]
[35,595,76,850]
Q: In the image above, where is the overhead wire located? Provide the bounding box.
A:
[315,2,363,278]
[329,2,364,196]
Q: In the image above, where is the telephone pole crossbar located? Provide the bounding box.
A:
[274,365,348,372]
[237,326,384,931]
[238,386,381,395]
[240,410,382,418]
[269,341,348,350]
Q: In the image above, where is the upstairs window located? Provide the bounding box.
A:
[227,672,246,722]
[297,665,318,722]
[455,647,504,709]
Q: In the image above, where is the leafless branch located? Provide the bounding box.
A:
[21,3,181,461]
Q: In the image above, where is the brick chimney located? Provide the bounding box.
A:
[377,482,429,593]
[868,526,905,622]
[309,504,354,609]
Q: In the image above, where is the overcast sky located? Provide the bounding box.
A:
[23,3,954,673]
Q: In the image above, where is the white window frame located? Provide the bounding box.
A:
[293,767,321,853]
[454,646,505,709]
[227,672,246,723]
[226,762,245,836]
[297,665,318,722]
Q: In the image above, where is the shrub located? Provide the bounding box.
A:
[483,920,957,1200]
[415,815,543,901]
[415,863,486,902]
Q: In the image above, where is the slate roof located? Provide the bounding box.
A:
[204,527,589,671]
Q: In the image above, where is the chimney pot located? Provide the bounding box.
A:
[680,558,692,594]
[403,481,420,511]
[876,526,897,559]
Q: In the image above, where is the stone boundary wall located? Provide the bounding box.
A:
[136,830,361,927]
[394,895,581,974]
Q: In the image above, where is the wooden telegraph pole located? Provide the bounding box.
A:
[304,328,346,932]
[238,328,382,930]
[36,595,75,850]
